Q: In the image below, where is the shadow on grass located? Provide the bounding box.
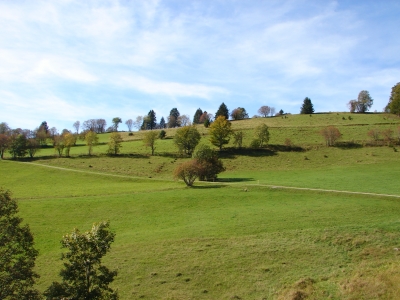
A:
[219,148,277,158]
[334,141,363,149]
[191,185,224,189]
[217,178,255,183]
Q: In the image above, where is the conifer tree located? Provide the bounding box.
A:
[300,97,314,114]
[215,102,229,120]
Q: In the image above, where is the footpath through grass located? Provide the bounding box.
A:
[1,160,400,299]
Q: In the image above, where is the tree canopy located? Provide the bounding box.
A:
[44,221,118,300]
[193,108,203,124]
[0,189,40,300]
[209,116,233,151]
[215,102,229,120]
[348,90,373,113]
[300,97,314,114]
[174,125,201,155]
[386,82,400,116]
[230,107,249,120]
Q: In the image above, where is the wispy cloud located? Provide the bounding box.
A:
[0,0,399,129]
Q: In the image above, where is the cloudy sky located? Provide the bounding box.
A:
[1,0,399,131]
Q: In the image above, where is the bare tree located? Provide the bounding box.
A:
[178,115,191,127]
[258,106,271,118]
[270,107,276,117]
[73,121,80,134]
[134,116,143,130]
[125,119,133,132]
[320,126,341,146]
[367,129,380,145]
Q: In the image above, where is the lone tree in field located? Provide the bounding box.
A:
[258,106,271,117]
[385,82,400,116]
[193,145,225,181]
[107,132,123,155]
[85,131,98,155]
[233,131,244,148]
[112,117,122,131]
[300,97,314,114]
[253,123,270,147]
[215,102,229,120]
[367,129,380,145]
[143,130,158,155]
[321,126,341,146]
[174,160,200,187]
[209,116,233,151]
[348,90,374,113]
[174,125,201,155]
[125,119,133,132]
[44,221,118,300]
[0,189,40,300]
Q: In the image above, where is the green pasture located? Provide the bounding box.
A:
[1,113,400,299]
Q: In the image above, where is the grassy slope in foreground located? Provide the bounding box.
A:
[1,160,399,299]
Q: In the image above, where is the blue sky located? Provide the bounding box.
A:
[1,0,399,131]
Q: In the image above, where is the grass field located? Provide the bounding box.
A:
[1,113,400,299]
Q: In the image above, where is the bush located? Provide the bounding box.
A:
[193,145,225,181]
[320,126,341,146]
[159,130,166,139]
[174,160,200,186]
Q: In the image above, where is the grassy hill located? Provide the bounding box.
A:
[1,113,400,299]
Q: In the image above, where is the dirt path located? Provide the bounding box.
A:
[7,160,400,199]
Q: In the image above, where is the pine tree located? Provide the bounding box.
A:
[300,97,314,114]
[215,102,229,120]
[168,108,181,128]
[193,108,203,124]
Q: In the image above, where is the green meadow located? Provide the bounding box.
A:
[1,113,400,299]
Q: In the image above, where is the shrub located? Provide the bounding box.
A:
[159,130,166,139]
[320,126,341,146]
[174,160,200,186]
[193,145,225,181]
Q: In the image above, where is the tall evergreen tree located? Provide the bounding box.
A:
[300,97,314,114]
[159,117,166,129]
[215,102,229,120]
[193,108,203,124]
[168,108,181,128]
[142,110,157,130]
[0,189,41,299]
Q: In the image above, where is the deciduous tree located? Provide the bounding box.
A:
[385,82,400,116]
[300,97,314,114]
[321,126,341,146]
[143,130,158,155]
[193,145,225,181]
[179,114,191,127]
[9,134,27,159]
[348,91,374,113]
[174,126,201,155]
[112,117,122,132]
[209,116,233,151]
[107,132,123,155]
[125,119,133,132]
[367,129,380,145]
[64,133,76,157]
[174,160,200,187]
[26,138,40,158]
[258,106,270,117]
[233,131,244,148]
[53,135,65,157]
[73,121,80,134]
[0,189,40,300]
[85,131,98,156]
[230,107,249,120]
[0,122,10,134]
[44,221,118,300]
[0,134,10,159]
[254,124,270,147]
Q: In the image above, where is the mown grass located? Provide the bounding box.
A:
[1,113,400,299]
